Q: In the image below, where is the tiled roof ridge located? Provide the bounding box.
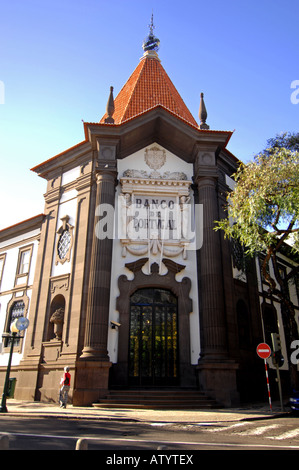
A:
[100,53,197,127]
[121,56,148,122]
[114,58,145,123]
[155,60,197,126]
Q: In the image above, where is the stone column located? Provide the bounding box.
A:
[80,170,116,360]
[73,140,118,406]
[194,150,239,407]
[196,174,228,358]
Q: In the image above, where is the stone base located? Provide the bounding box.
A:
[73,360,111,406]
[197,359,240,407]
[9,358,40,401]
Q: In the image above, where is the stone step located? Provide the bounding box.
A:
[93,389,219,410]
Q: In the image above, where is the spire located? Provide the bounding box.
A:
[199,92,209,129]
[100,17,198,127]
[142,13,160,54]
[104,86,115,124]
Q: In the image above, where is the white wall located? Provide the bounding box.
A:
[51,189,78,278]
[107,144,201,365]
[0,231,40,366]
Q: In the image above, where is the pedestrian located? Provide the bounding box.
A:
[59,366,71,408]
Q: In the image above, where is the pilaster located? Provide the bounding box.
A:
[194,151,228,359]
[74,139,118,405]
[80,169,117,361]
[194,149,239,406]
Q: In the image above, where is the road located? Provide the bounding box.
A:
[0,415,299,451]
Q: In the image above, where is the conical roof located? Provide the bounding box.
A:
[100,50,198,127]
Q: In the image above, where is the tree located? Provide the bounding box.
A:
[215,140,299,390]
[264,131,299,154]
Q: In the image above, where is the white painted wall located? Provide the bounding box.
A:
[107,144,201,365]
[51,189,77,278]
[0,231,40,366]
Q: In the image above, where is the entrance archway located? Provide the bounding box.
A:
[112,258,195,388]
[129,288,178,386]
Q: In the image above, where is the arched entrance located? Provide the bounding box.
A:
[112,258,196,388]
[129,288,178,386]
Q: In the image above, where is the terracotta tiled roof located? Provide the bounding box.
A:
[100,52,198,127]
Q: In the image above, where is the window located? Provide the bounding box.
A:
[4,301,25,347]
[19,250,30,274]
[262,304,278,348]
[296,274,299,305]
[232,239,245,272]
[57,229,71,260]
[237,300,251,348]
[55,215,74,265]
[15,246,33,286]
[0,254,6,289]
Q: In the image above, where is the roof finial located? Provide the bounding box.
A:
[142,13,160,53]
[149,12,155,35]
[105,86,115,124]
[199,92,209,129]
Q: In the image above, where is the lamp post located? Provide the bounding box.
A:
[0,317,29,413]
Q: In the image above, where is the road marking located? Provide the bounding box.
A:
[236,424,280,436]
[205,422,248,432]
[8,431,299,450]
[203,422,299,441]
[267,428,299,440]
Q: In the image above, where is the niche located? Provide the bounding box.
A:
[48,294,65,341]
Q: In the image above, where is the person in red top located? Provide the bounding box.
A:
[59,366,71,408]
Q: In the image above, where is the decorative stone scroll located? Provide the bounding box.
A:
[123,169,187,180]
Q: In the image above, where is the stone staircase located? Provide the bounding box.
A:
[93,388,219,410]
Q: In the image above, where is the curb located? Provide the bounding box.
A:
[1,408,291,424]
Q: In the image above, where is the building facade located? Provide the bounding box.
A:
[0,29,298,407]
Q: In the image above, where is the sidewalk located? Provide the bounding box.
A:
[2,399,290,424]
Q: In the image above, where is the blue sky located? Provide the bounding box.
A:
[0,0,298,229]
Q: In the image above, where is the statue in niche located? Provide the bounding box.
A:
[180,195,191,240]
[49,307,64,341]
[119,192,131,239]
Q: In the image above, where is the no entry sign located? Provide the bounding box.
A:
[256,343,271,359]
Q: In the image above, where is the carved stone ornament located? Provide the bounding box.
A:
[122,169,187,180]
[55,215,74,265]
[118,181,193,260]
[144,146,166,170]
[50,307,64,340]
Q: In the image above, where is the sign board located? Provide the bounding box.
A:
[256,343,271,359]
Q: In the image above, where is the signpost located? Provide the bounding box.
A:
[256,343,271,359]
[0,317,29,413]
[271,333,284,411]
[256,343,272,412]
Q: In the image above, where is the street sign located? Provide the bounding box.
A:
[256,343,273,412]
[256,343,271,359]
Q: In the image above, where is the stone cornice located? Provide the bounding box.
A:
[120,176,192,196]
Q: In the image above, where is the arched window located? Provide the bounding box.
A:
[5,301,25,347]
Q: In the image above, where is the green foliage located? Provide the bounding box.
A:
[265,131,299,153]
[215,147,299,257]
[216,138,299,388]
